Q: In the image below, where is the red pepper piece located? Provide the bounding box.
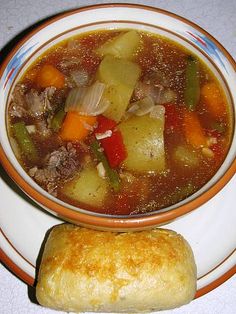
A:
[96,115,117,133]
[164,103,181,133]
[95,115,127,168]
[100,130,127,168]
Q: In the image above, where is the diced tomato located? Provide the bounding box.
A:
[164,103,181,133]
[94,115,127,168]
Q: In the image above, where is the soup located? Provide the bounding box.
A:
[8,29,232,215]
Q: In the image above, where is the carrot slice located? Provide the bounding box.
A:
[183,111,207,148]
[36,64,65,89]
[60,112,97,141]
[201,82,226,119]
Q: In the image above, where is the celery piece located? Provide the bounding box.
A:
[184,56,200,111]
[12,121,38,161]
[51,109,66,131]
[91,139,120,192]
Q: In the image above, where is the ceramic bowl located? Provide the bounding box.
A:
[0,4,235,231]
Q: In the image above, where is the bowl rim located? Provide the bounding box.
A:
[0,3,236,229]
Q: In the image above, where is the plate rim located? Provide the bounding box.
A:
[0,247,34,286]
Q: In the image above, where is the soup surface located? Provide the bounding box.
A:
[8,29,232,215]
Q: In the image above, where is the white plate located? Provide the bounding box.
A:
[0,165,235,298]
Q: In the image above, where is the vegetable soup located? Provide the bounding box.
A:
[8,29,232,215]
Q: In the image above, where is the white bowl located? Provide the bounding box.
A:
[0,4,235,230]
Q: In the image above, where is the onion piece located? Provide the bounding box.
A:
[65,81,109,116]
[127,103,139,113]
[95,130,113,140]
[26,125,36,134]
[128,96,155,116]
[159,88,177,104]
[70,70,89,87]
[96,162,106,178]
[65,87,86,112]
[149,105,165,120]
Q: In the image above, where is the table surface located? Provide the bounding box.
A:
[0,0,235,313]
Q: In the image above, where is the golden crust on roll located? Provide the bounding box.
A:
[36,224,197,313]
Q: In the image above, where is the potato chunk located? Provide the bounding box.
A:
[118,115,165,172]
[97,55,141,122]
[62,166,108,207]
[97,30,140,60]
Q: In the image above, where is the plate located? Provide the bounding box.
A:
[0,164,235,298]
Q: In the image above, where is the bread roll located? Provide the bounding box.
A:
[36,224,197,312]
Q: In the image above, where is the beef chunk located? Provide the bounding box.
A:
[29,143,79,196]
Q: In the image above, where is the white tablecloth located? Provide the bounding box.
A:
[0,0,235,313]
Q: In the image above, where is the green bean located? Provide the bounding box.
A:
[210,121,226,134]
[12,121,38,161]
[91,139,120,192]
[184,55,200,111]
[51,108,66,131]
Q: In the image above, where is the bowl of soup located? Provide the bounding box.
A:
[0,4,235,230]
